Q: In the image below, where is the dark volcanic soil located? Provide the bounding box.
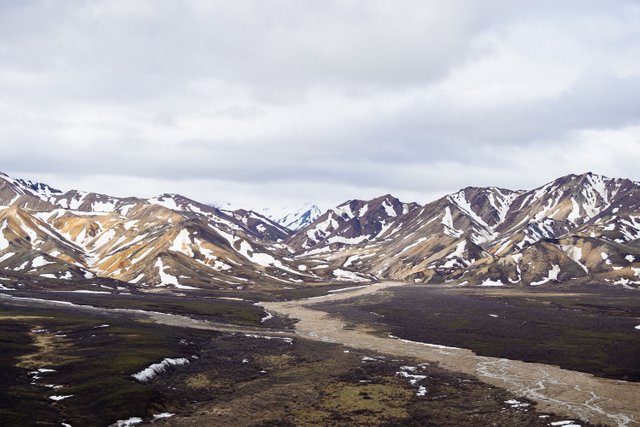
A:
[0,293,592,427]
[316,285,640,381]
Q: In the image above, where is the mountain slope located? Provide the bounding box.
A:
[0,173,364,292]
[288,194,419,251]
[4,171,640,291]
[228,209,292,242]
[293,173,640,288]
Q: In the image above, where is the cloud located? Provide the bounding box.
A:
[1,0,639,209]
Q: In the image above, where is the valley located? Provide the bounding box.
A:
[316,284,640,381]
[264,282,640,427]
[1,171,640,426]
[0,284,611,426]
[2,1,638,425]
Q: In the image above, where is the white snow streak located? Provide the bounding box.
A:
[333,269,370,283]
[170,229,194,257]
[31,256,54,268]
[441,207,463,238]
[132,358,190,382]
[530,264,561,286]
[0,221,10,250]
[479,278,505,287]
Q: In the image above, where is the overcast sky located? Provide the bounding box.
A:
[1,0,639,210]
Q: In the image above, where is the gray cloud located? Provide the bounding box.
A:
[1,0,640,210]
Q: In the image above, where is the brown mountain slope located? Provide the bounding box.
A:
[294,173,640,288]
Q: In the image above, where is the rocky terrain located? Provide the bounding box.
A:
[0,172,370,293]
[294,173,640,289]
[2,171,640,293]
[2,171,639,426]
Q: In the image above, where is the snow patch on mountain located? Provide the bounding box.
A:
[261,203,322,230]
[449,241,467,259]
[333,269,370,282]
[327,235,369,245]
[448,192,489,228]
[154,258,197,289]
[0,252,15,263]
[530,264,561,286]
[148,194,180,211]
[31,256,54,268]
[479,278,505,287]
[567,198,581,223]
[382,199,397,217]
[561,245,588,273]
[170,229,194,257]
[0,220,9,250]
[441,207,463,238]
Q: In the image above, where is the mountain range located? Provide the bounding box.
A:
[1,171,639,293]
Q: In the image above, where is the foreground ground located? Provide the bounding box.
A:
[264,282,640,426]
[0,284,601,426]
[316,284,640,381]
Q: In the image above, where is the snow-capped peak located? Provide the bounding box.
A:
[261,203,322,231]
[0,172,63,199]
